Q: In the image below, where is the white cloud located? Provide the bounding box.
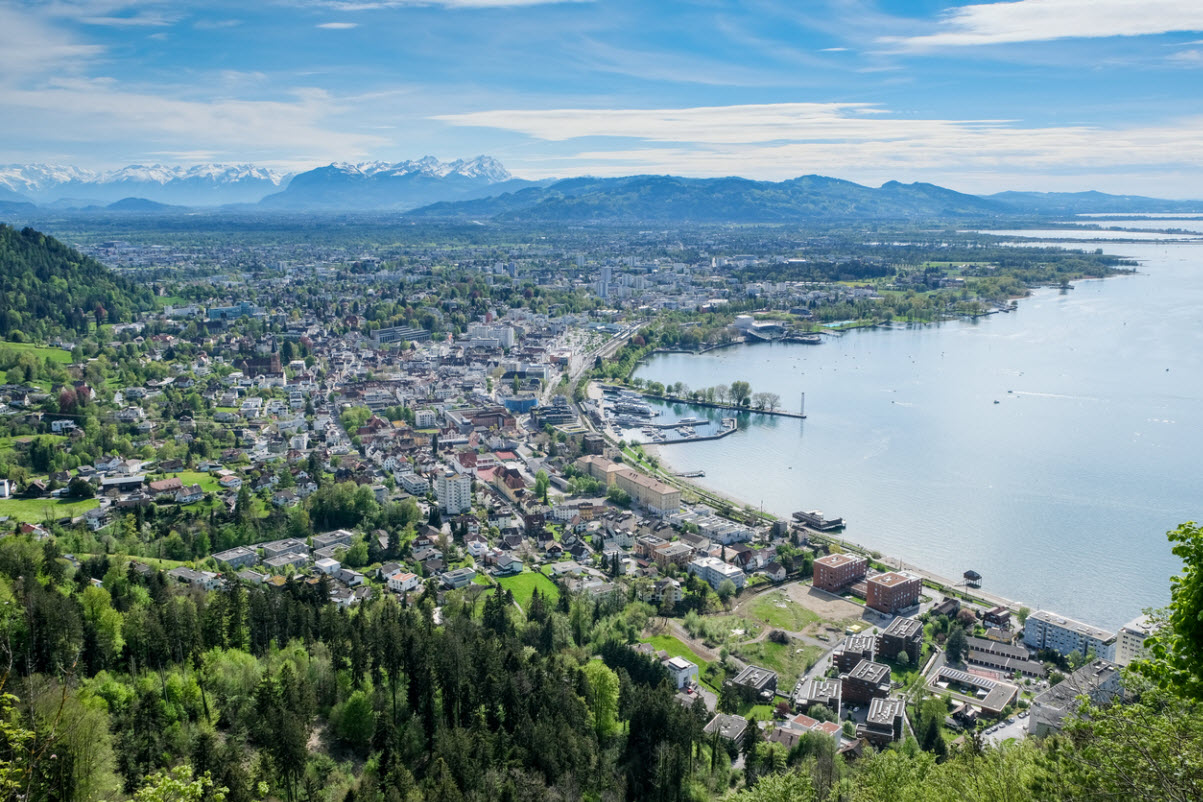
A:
[316,21,359,28]
[0,6,104,77]
[888,0,1203,50]
[437,102,1203,185]
[1169,48,1203,64]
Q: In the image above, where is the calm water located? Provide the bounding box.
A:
[635,235,1203,631]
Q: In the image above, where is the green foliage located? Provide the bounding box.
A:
[0,225,154,340]
[1141,521,1203,698]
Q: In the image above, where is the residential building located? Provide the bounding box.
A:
[813,553,867,593]
[1115,614,1158,667]
[436,472,472,515]
[167,566,222,591]
[441,566,478,589]
[388,571,420,594]
[834,634,876,672]
[688,555,746,591]
[866,572,921,614]
[212,546,258,569]
[965,636,1047,678]
[614,468,681,516]
[703,714,748,743]
[1024,610,1117,661]
[858,697,906,747]
[792,677,841,716]
[1029,660,1122,737]
[315,557,341,575]
[665,656,699,690]
[727,664,778,702]
[841,660,891,704]
[878,616,924,664]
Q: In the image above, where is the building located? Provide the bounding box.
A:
[1029,660,1122,737]
[1114,614,1158,667]
[878,616,924,664]
[866,572,922,614]
[212,546,258,569]
[436,472,472,515]
[727,664,778,702]
[388,571,420,594]
[965,636,1047,678]
[574,455,623,486]
[792,677,841,716]
[398,471,430,496]
[313,529,355,551]
[841,660,892,704]
[688,555,746,592]
[665,656,699,690]
[261,538,310,560]
[441,566,478,589]
[858,696,907,747]
[372,325,431,345]
[414,409,439,428]
[834,634,877,673]
[653,542,694,568]
[167,566,222,591]
[930,666,1019,716]
[315,557,341,575]
[1024,610,1117,661]
[703,714,748,743]
[613,468,681,516]
[813,553,867,594]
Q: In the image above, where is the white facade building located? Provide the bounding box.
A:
[436,472,472,515]
[1024,610,1116,661]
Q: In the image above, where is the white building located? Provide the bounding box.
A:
[688,555,746,591]
[397,471,431,496]
[415,409,439,428]
[436,472,472,515]
[315,557,341,575]
[388,571,421,594]
[665,656,699,689]
[1024,610,1116,661]
[1115,614,1158,667]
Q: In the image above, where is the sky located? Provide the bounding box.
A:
[2,0,1202,196]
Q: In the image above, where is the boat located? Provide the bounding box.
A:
[792,510,845,531]
[676,416,706,425]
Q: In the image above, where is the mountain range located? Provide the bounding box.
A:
[0,156,1200,220]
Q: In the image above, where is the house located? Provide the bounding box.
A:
[664,656,699,690]
[167,566,222,591]
[315,557,341,575]
[175,484,205,504]
[148,477,184,495]
[272,489,299,507]
[388,571,421,594]
[441,566,477,589]
[218,475,243,490]
[337,568,366,586]
[727,664,778,703]
[264,552,309,571]
[703,714,749,743]
[763,562,787,583]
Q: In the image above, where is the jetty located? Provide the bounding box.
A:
[674,470,706,478]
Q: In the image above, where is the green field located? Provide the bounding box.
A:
[734,639,824,688]
[0,341,74,364]
[0,496,98,523]
[643,634,719,691]
[167,470,222,493]
[497,571,561,610]
[747,590,821,632]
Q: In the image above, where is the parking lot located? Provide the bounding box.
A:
[983,711,1030,746]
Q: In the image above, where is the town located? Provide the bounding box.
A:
[0,218,1155,791]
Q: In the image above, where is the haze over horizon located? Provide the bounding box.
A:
[2,0,1203,198]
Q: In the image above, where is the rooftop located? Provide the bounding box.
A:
[1028,610,1117,642]
[882,616,924,639]
[815,553,865,568]
[870,571,916,588]
[847,660,890,686]
[866,697,906,727]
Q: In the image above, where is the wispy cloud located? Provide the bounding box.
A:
[438,102,1203,184]
[1169,48,1203,64]
[887,0,1203,50]
[293,0,589,9]
[316,21,358,28]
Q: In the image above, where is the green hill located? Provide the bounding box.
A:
[0,223,154,340]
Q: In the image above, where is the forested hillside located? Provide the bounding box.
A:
[2,524,1202,802]
[0,225,154,341]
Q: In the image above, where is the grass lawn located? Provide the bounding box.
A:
[734,639,824,688]
[472,572,494,587]
[736,702,777,722]
[497,570,561,610]
[0,341,74,364]
[168,470,222,493]
[0,434,67,454]
[747,590,821,632]
[643,634,719,692]
[0,496,98,523]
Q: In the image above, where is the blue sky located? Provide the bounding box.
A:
[2,0,1202,195]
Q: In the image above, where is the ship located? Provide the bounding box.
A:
[792,510,846,531]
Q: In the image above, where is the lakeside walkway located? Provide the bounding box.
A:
[636,391,807,420]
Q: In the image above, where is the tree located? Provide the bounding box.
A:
[730,380,752,407]
[1142,521,1203,698]
[134,765,225,802]
[338,690,376,753]
[582,660,620,740]
[716,579,737,603]
[534,470,550,504]
[1017,605,1031,626]
[67,477,94,498]
[945,625,967,664]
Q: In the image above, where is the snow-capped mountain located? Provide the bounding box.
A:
[0,163,291,206]
[258,155,531,210]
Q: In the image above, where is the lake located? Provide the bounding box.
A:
[633,232,1203,631]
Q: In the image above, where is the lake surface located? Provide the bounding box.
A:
[634,234,1203,631]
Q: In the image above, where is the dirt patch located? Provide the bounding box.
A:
[780,581,866,624]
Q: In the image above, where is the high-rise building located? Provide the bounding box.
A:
[436,472,472,515]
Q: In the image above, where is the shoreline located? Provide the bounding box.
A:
[643,427,1034,618]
